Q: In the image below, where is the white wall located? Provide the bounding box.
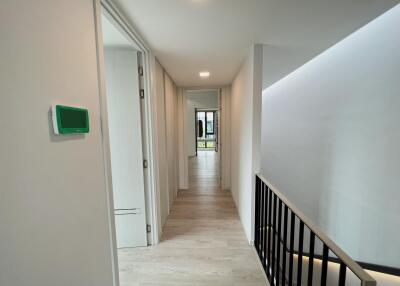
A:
[164,73,179,209]
[220,87,231,190]
[230,44,263,243]
[185,90,219,156]
[186,100,197,157]
[154,60,170,228]
[177,88,188,189]
[0,1,114,285]
[262,45,316,90]
[186,90,219,107]
[261,4,400,269]
[153,62,181,229]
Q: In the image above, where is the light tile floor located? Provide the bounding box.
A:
[118,151,267,286]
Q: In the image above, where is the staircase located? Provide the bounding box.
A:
[254,174,376,286]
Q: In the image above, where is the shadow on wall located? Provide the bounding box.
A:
[261,4,400,271]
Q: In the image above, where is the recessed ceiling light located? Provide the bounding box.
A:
[199,71,210,78]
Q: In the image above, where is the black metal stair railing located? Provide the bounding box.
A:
[254,174,376,286]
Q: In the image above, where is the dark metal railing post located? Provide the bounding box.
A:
[339,262,347,286]
[263,185,269,270]
[297,221,304,286]
[254,176,260,252]
[307,232,315,286]
[288,212,295,286]
[260,181,265,262]
[321,244,329,286]
[267,188,272,277]
[281,205,288,286]
[262,183,267,268]
[276,200,282,286]
[271,194,277,283]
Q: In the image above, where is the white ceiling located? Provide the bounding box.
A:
[113,0,398,87]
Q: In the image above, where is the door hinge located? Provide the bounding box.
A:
[143,159,148,169]
[140,89,145,99]
[146,224,151,233]
[138,66,144,76]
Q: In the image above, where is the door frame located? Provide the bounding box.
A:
[93,1,160,285]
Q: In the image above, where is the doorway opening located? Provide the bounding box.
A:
[101,13,148,249]
[186,89,221,188]
[95,3,160,284]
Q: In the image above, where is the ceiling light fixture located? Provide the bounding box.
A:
[199,71,210,78]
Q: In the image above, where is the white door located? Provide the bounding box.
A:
[104,48,147,248]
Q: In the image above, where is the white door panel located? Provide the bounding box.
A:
[114,213,147,248]
[104,48,147,248]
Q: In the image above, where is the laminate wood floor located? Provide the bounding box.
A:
[118,151,267,286]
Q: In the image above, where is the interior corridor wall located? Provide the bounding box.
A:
[230,45,263,243]
[0,1,114,285]
[164,72,179,209]
[177,88,188,189]
[154,60,169,228]
[153,61,180,231]
[261,4,400,269]
[186,100,197,157]
[220,87,231,191]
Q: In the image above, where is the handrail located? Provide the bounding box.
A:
[255,173,376,286]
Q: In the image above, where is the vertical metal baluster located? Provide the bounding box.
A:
[288,212,295,286]
[256,178,261,256]
[307,232,315,286]
[254,177,356,286]
[281,206,288,286]
[276,200,282,286]
[254,176,259,253]
[261,182,265,256]
[297,221,304,286]
[338,262,347,286]
[263,185,269,270]
[267,188,273,278]
[261,183,266,268]
[260,182,265,261]
[321,244,329,286]
[271,194,277,284]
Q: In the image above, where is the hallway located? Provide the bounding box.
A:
[118,151,266,285]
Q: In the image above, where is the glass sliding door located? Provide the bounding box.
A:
[196,110,217,151]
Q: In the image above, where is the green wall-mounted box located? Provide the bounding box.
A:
[52,105,89,135]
